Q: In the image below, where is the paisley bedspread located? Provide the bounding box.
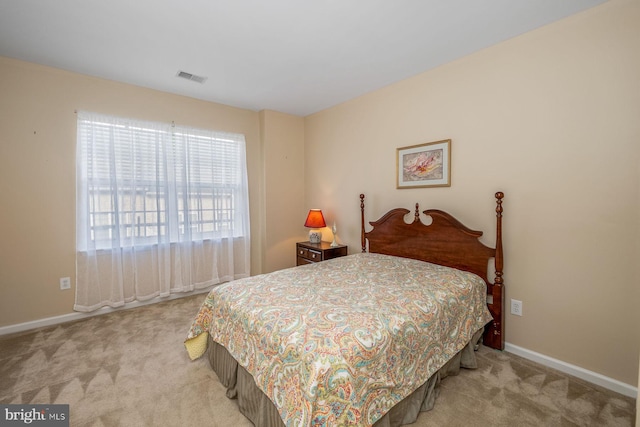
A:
[185,252,493,427]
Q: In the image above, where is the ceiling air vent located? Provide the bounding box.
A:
[176,70,207,84]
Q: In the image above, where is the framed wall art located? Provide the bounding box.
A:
[396,139,451,189]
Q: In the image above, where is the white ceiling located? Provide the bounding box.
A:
[0,0,606,117]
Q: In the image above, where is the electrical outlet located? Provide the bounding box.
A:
[511,299,523,316]
[60,277,71,290]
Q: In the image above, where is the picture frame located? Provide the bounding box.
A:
[396,139,451,188]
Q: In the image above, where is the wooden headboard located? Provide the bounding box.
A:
[360,192,505,350]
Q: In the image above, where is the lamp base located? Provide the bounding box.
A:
[309,230,322,244]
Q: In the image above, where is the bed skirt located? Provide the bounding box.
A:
[206,328,484,427]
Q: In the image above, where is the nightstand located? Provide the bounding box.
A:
[296,241,348,266]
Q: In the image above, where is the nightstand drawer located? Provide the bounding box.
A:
[296,241,347,266]
[298,247,322,262]
[297,256,316,265]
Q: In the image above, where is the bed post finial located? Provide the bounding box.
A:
[360,194,366,253]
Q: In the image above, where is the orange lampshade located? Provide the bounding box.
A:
[304,209,326,228]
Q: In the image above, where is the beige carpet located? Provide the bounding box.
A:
[0,294,635,426]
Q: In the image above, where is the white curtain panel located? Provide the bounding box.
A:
[75,112,250,312]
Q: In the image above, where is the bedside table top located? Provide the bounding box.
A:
[296,241,347,251]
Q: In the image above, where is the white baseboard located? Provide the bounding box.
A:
[0,288,212,337]
[505,342,637,399]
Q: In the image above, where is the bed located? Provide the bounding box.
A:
[185,192,505,426]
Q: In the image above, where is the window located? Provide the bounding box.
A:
[76,112,249,251]
[75,111,250,312]
[74,112,250,311]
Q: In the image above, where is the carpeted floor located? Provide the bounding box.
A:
[0,294,635,426]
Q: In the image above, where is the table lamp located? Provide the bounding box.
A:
[304,209,326,243]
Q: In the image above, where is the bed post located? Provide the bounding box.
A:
[360,194,366,252]
[484,192,505,350]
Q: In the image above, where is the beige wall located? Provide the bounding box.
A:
[260,110,306,272]
[304,0,640,386]
[0,57,269,326]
